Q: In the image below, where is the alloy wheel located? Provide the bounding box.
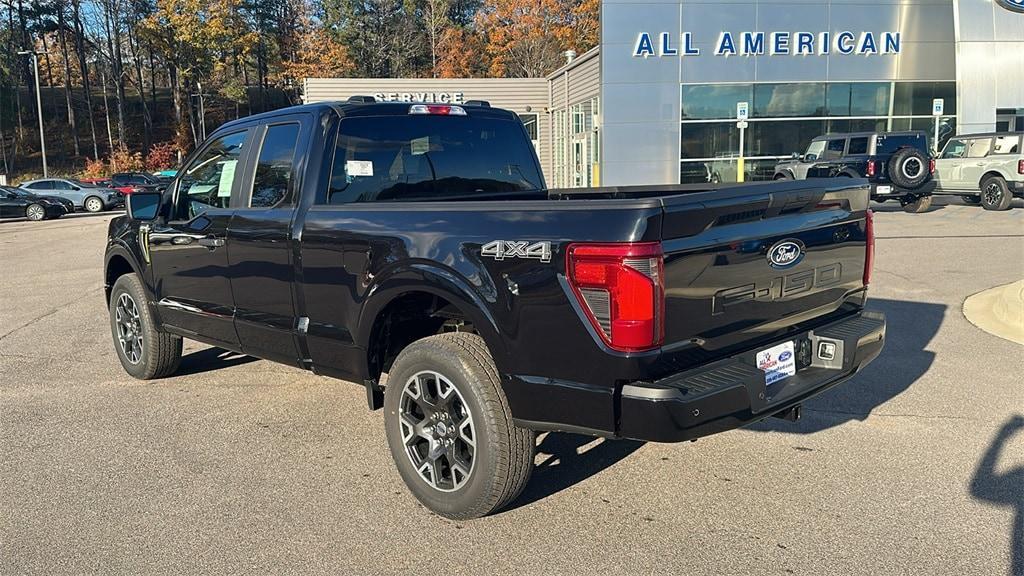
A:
[26,205,44,221]
[115,293,144,364]
[983,182,1003,206]
[398,370,476,492]
[86,198,102,212]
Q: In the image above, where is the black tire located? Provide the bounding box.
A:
[84,196,105,213]
[887,147,929,189]
[384,332,534,520]
[902,194,933,213]
[980,176,1012,211]
[961,195,981,205]
[773,172,792,181]
[25,203,45,221]
[108,273,182,379]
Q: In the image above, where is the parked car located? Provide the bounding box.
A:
[776,131,936,213]
[105,99,885,520]
[109,172,167,195]
[933,132,1024,211]
[20,178,123,212]
[0,186,69,220]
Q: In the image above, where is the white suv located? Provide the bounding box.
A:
[934,133,1024,210]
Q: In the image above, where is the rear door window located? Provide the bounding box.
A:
[250,123,300,208]
[323,114,544,204]
[966,138,992,158]
[823,139,846,160]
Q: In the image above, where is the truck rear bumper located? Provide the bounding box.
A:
[617,311,886,443]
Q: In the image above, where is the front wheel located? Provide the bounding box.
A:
[84,196,105,213]
[902,195,933,213]
[25,203,45,221]
[109,273,182,379]
[384,333,534,519]
[980,176,1012,211]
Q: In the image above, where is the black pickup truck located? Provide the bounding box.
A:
[105,99,885,519]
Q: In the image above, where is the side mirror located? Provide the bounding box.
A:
[791,152,800,159]
[127,191,161,221]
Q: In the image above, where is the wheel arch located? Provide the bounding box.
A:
[104,246,142,306]
[357,264,507,384]
[978,170,1008,189]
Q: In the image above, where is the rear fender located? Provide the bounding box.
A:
[356,261,509,373]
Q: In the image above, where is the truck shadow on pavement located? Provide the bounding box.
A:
[503,433,644,512]
[175,347,259,376]
[971,415,1024,576]
[749,297,945,434]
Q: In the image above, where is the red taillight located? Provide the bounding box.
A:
[409,104,467,116]
[929,158,936,174]
[566,242,664,352]
[863,209,875,286]
[865,160,876,178]
[1018,159,1024,175]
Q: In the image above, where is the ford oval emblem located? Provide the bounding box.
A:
[995,0,1024,13]
[767,239,805,269]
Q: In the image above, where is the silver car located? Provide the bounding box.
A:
[933,133,1024,211]
[19,178,123,213]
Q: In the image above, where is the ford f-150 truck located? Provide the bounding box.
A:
[104,99,886,519]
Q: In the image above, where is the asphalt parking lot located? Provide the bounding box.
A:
[2,201,1022,576]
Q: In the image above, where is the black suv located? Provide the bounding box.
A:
[775,131,935,212]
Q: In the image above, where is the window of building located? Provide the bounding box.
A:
[753,83,826,118]
[250,123,299,208]
[893,82,956,116]
[681,84,753,119]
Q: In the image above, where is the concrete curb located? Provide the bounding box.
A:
[963,279,1024,346]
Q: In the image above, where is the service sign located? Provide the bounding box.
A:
[633,31,901,57]
[373,92,465,104]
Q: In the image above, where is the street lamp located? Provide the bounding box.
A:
[18,50,48,177]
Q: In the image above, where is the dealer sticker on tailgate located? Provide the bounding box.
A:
[756,341,797,385]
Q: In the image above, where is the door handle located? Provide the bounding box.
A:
[197,237,225,248]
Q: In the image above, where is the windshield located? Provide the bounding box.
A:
[804,140,826,161]
[325,114,544,204]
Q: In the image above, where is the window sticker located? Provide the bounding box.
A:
[411,136,430,156]
[217,160,238,197]
[346,160,374,176]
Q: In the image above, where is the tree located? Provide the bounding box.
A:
[324,0,425,78]
[476,0,571,78]
[435,26,487,78]
[421,0,449,76]
[279,26,354,83]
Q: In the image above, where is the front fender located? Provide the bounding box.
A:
[355,260,509,373]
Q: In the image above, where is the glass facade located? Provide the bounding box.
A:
[680,81,958,183]
[552,97,601,188]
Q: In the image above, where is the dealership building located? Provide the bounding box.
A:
[304,0,1024,188]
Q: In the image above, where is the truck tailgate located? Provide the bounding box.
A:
[658,179,871,355]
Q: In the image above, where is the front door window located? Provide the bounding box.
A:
[175,131,248,219]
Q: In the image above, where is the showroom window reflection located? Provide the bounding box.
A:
[680,81,957,184]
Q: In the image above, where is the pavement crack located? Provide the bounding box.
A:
[0,286,104,341]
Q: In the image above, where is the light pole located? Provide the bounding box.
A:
[18,50,48,177]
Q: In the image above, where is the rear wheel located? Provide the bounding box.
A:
[25,203,45,221]
[980,176,1012,211]
[109,273,182,379]
[902,195,933,213]
[384,332,534,519]
[84,196,105,213]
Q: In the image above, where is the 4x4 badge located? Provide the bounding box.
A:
[481,240,552,262]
